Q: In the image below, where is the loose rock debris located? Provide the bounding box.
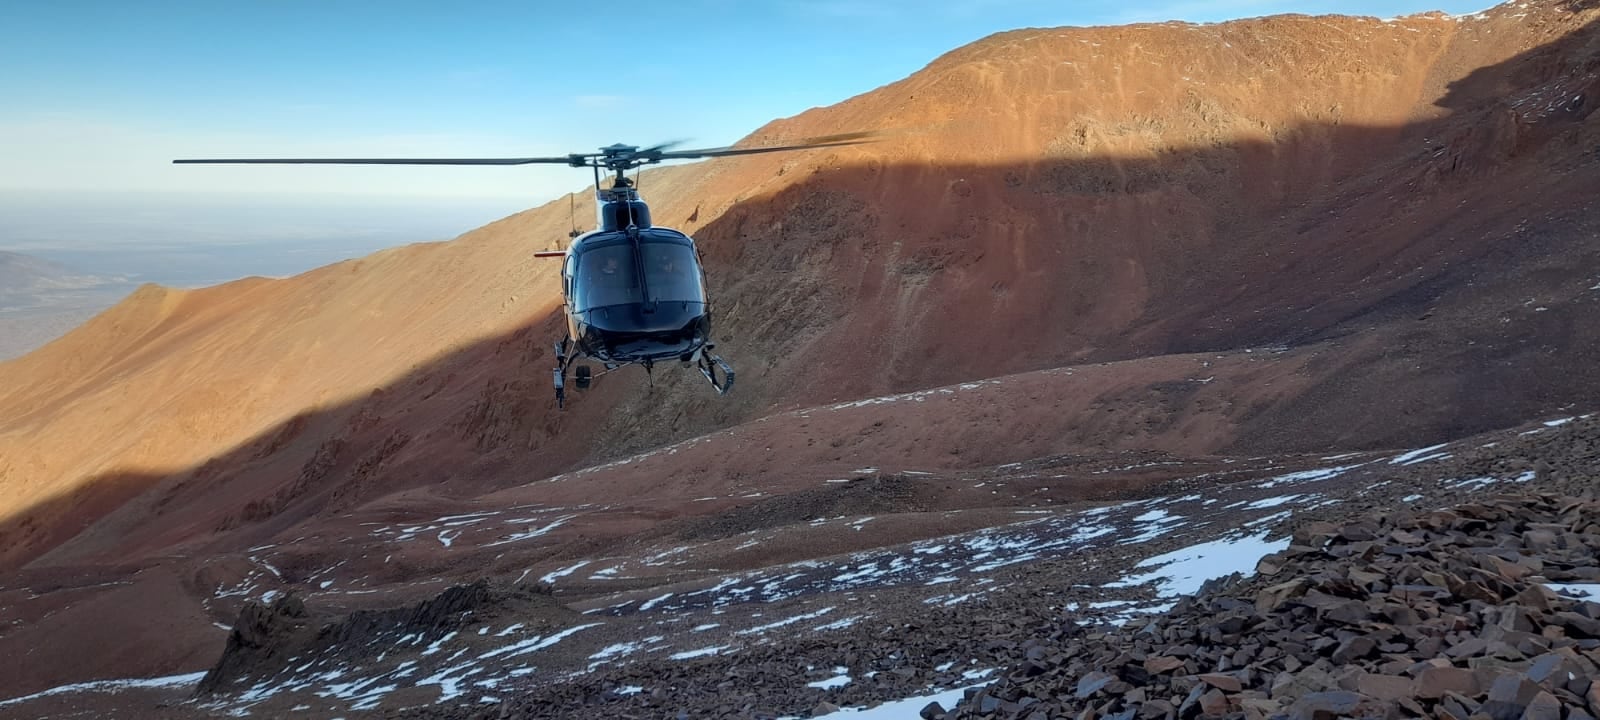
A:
[939,493,1600,720]
[373,490,1600,720]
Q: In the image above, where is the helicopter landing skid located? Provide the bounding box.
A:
[553,339,572,409]
[696,349,735,395]
[555,339,733,408]
[552,338,636,408]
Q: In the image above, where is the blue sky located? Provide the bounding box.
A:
[2,0,1495,205]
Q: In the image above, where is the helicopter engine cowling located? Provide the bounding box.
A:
[599,200,652,231]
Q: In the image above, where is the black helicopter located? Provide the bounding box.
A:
[174,132,873,408]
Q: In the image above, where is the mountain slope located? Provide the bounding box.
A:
[4,1,1599,567]
[1,0,1600,703]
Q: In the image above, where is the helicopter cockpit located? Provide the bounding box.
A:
[568,231,705,312]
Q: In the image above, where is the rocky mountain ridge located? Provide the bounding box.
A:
[2,1,1600,717]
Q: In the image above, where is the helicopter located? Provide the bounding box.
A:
[174,132,875,408]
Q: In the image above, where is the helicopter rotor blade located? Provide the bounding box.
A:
[635,139,688,157]
[173,156,582,165]
[173,131,883,169]
[654,131,879,161]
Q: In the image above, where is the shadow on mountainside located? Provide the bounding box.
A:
[1,13,1599,697]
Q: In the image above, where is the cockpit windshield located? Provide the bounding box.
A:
[640,242,703,303]
[574,244,640,310]
[572,239,704,311]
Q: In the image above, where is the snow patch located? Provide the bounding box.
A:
[1255,464,1362,489]
[813,616,863,632]
[1390,443,1450,465]
[797,683,989,719]
[1546,583,1600,599]
[1240,494,1309,510]
[669,645,732,660]
[808,670,852,690]
[639,593,675,611]
[538,561,591,585]
[0,672,207,708]
[1108,533,1289,600]
[737,607,836,635]
[478,623,603,661]
[486,515,577,547]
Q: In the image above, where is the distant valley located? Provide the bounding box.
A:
[0,250,135,360]
[0,192,528,360]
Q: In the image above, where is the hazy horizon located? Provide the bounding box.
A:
[0,189,540,288]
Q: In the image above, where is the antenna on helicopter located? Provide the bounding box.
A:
[567,193,581,245]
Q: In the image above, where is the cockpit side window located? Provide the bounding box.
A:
[563,253,577,302]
